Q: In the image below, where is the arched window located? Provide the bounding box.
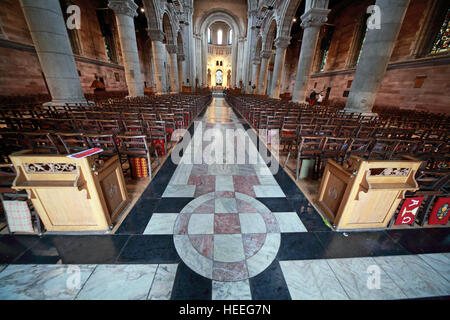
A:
[216,70,223,85]
[228,29,232,45]
[208,27,211,44]
[217,29,223,45]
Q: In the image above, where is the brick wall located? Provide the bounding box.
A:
[0,0,132,96]
[284,0,450,114]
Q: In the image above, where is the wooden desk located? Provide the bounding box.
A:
[9,150,129,232]
[317,156,421,230]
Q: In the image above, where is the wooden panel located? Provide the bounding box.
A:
[35,188,97,227]
[321,172,347,217]
[347,189,400,225]
[100,168,123,215]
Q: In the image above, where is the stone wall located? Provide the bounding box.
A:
[0,0,138,96]
[283,0,450,113]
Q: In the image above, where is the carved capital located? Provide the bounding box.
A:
[108,0,138,18]
[148,29,165,42]
[177,53,185,61]
[274,36,291,49]
[166,44,177,54]
[300,8,330,28]
[260,50,272,59]
[252,57,261,65]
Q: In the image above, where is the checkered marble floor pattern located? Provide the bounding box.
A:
[0,98,448,300]
[144,98,306,282]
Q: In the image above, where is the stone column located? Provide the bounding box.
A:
[258,50,272,95]
[178,53,185,90]
[167,44,179,93]
[19,0,86,105]
[292,8,330,102]
[236,37,246,87]
[270,37,291,99]
[194,34,203,87]
[345,0,411,113]
[251,58,261,93]
[109,0,144,97]
[148,29,167,93]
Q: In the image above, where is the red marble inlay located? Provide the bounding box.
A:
[214,213,241,234]
[188,175,216,197]
[193,199,215,213]
[242,233,266,259]
[173,213,191,235]
[212,260,248,281]
[236,199,259,213]
[189,234,214,259]
[260,212,280,233]
[233,175,260,197]
[215,191,235,198]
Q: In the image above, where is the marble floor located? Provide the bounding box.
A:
[0,98,448,300]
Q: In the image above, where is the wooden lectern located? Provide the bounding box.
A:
[9,150,129,232]
[317,156,421,230]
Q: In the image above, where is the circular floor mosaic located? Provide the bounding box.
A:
[173,192,281,281]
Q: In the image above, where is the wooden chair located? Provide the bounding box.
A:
[23,132,59,154]
[85,133,119,160]
[56,132,90,154]
[116,135,156,178]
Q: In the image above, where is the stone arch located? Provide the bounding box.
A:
[263,18,277,51]
[195,8,245,38]
[162,13,174,45]
[142,0,160,30]
[278,0,304,37]
[196,9,245,88]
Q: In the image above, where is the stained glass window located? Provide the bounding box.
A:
[320,49,328,71]
[356,28,367,65]
[228,30,232,45]
[430,8,450,54]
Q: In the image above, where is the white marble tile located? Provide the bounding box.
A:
[273,212,307,233]
[174,235,212,279]
[213,234,245,262]
[239,213,267,234]
[215,198,238,213]
[188,214,214,234]
[253,185,286,198]
[148,264,179,300]
[143,213,178,235]
[418,253,450,282]
[246,233,281,277]
[0,265,7,273]
[256,173,278,185]
[169,164,193,185]
[374,255,450,298]
[327,257,407,300]
[76,264,157,300]
[215,175,234,192]
[212,279,252,300]
[0,264,95,300]
[280,260,349,300]
[162,184,195,198]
